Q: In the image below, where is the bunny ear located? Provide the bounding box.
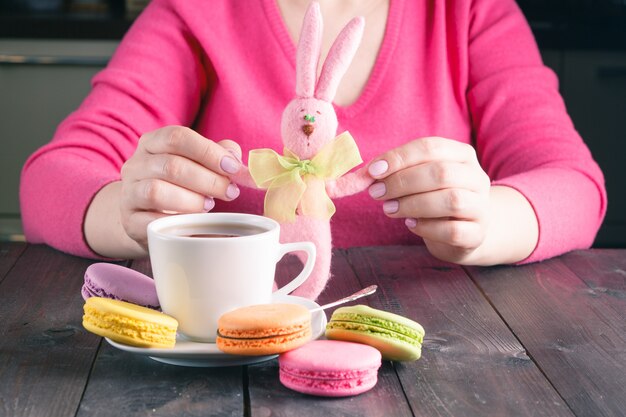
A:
[315,16,365,102]
[295,2,323,98]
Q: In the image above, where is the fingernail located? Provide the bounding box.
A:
[368,160,389,177]
[383,200,399,214]
[227,148,243,163]
[204,197,215,212]
[220,155,240,174]
[226,183,240,200]
[405,218,418,228]
[368,182,386,199]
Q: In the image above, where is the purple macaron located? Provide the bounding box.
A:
[82,263,160,310]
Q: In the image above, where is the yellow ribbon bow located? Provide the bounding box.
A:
[248,131,363,222]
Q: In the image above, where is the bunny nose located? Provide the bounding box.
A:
[302,124,315,137]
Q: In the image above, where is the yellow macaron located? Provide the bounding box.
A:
[83,297,178,348]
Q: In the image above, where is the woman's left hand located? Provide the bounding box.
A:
[367,136,492,264]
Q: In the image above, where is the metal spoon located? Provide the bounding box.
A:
[309,285,378,313]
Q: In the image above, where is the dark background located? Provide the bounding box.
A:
[0,0,624,247]
[1,1,625,46]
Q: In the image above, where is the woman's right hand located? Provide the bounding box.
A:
[119,126,243,249]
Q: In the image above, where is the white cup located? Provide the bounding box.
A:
[147,213,316,343]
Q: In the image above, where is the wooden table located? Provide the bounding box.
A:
[1,242,624,417]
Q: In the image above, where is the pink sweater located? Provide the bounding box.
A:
[20,0,606,262]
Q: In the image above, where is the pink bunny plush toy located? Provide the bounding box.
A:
[234,2,374,300]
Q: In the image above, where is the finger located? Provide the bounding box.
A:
[124,154,239,201]
[139,126,241,175]
[382,188,484,220]
[123,211,169,249]
[405,217,485,250]
[217,139,243,163]
[129,178,214,213]
[367,137,478,179]
[369,162,489,200]
[422,239,477,264]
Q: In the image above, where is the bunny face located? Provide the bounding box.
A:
[282,97,337,159]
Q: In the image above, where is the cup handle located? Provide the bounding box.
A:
[273,242,316,295]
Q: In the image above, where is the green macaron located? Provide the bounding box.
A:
[325,305,425,361]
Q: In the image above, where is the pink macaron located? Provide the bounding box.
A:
[279,340,382,397]
[81,263,160,310]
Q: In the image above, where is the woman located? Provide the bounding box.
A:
[20,0,606,268]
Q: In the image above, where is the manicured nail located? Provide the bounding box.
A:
[226,183,240,200]
[368,182,386,199]
[227,148,243,163]
[368,160,389,177]
[383,200,399,214]
[405,218,418,228]
[203,197,215,212]
[220,155,240,174]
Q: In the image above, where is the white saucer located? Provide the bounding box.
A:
[105,294,327,367]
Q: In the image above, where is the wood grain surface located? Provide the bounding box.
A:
[0,244,98,417]
[346,246,573,417]
[0,241,26,284]
[1,243,624,417]
[466,251,626,417]
[77,342,244,417]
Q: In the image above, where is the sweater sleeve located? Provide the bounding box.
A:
[19,0,209,258]
[466,0,607,263]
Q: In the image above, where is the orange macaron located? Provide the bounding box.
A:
[216,303,312,356]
